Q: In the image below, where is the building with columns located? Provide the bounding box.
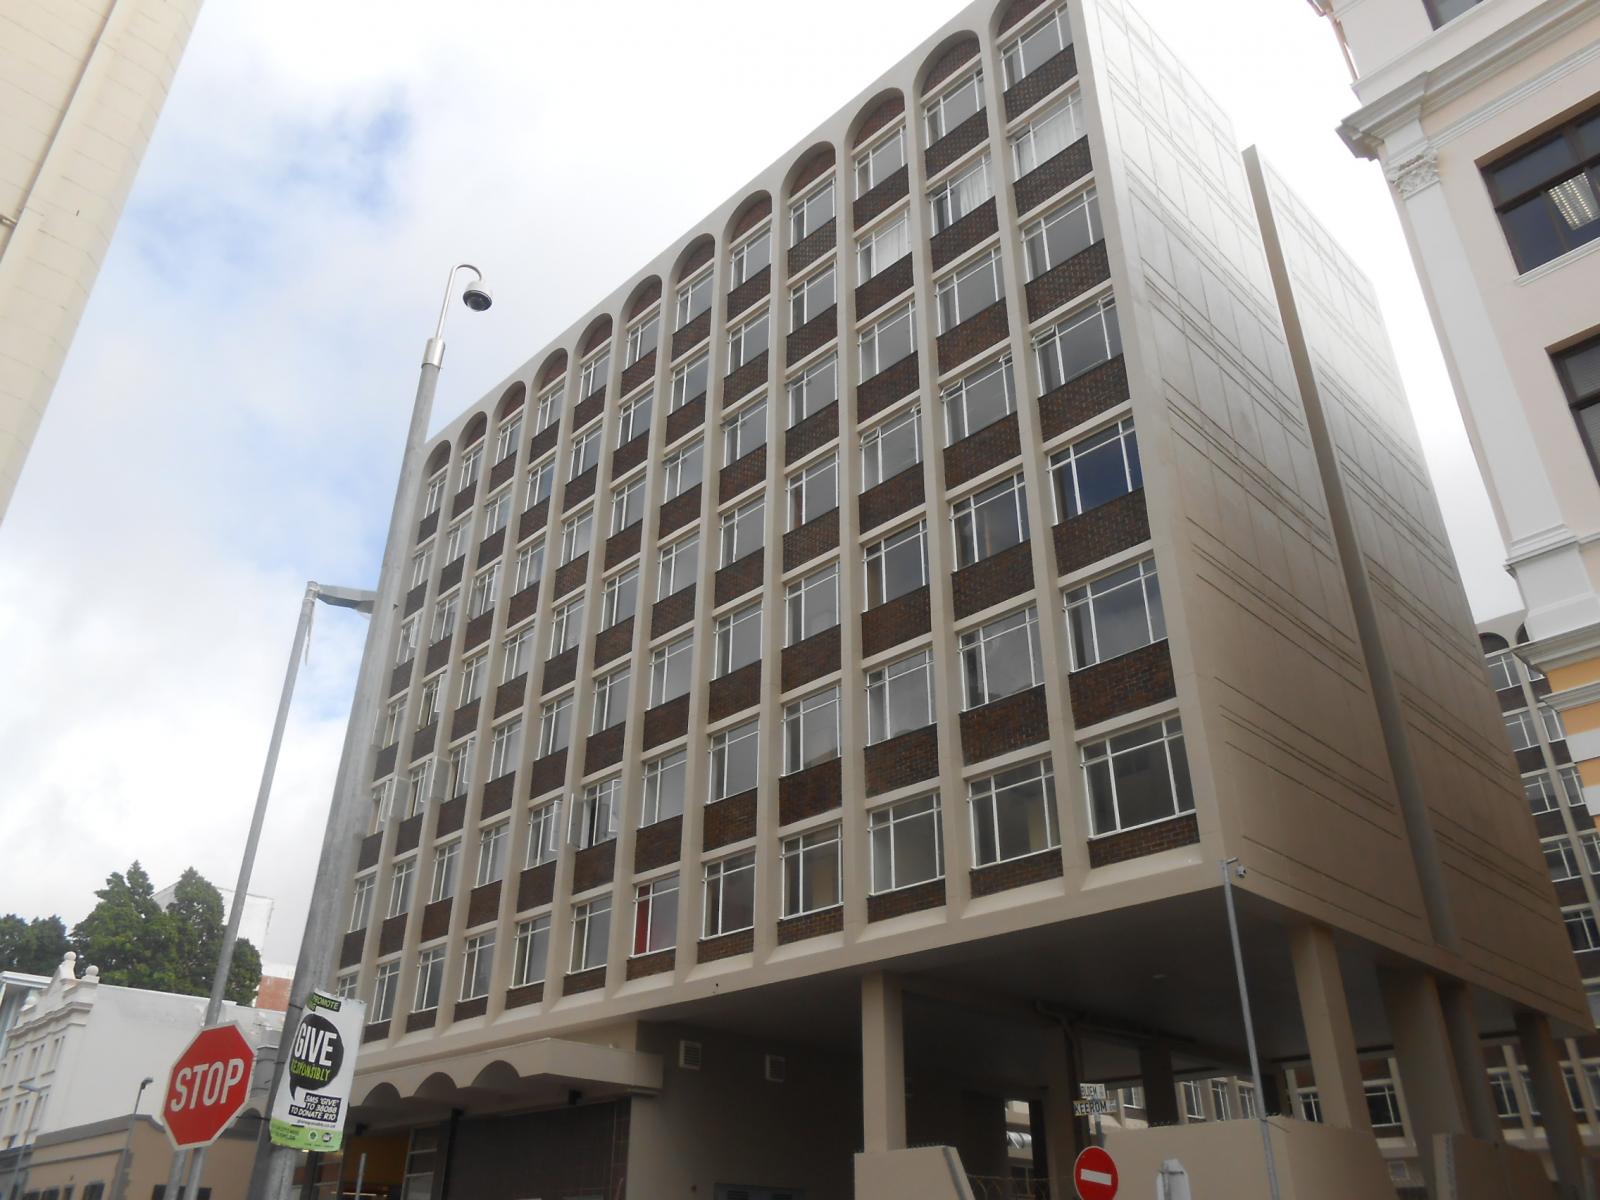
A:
[0,0,206,523]
[320,0,1590,1196]
[1308,0,1600,836]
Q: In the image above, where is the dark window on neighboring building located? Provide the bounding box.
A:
[1423,0,1483,28]
[1483,104,1600,273]
[1555,332,1600,480]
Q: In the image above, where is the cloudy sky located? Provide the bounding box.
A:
[0,0,1520,967]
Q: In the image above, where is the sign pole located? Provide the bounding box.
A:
[1221,858,1281,1200]
[163,1149,188,1200]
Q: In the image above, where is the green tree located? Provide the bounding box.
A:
[164,868,264,1003]
[0,914,70,974]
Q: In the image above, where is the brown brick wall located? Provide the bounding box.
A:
[860,465,924,533]
[634,814,683,872]
[703,789,758,850]
[862,585,931,657]
[476,526,506,568]
[508,583,538,628]
[340,929,364,968]
[998,0,1050,31]
[463,610,492,653]
[573,389,605,432]
[926,109,989,178]
[665,395,706,446]
[396,813,424,855]
[564,967,606,995]
[594,617,634,668]
[785,401,840,465]
[651,586,696,638]
[422,898,451,940]
[494,675,526,719]
[1004,45,1077,121]
[727,265,771,321]
[626,949,676,980]
[867,878,946,922]
[612,433,648,478]
[970,848,1064,896]
[541,646,577,693]
[518,499,550,541]
[506,982,544,1009]
[671,308,711,360]
[779,757,843,825]
[528,750,567,799]
[1015,135,1093,216]
[573,841,616,893]
[389,660,411,698]
[468,880,501,927]
[378,914,405,956]
[959,685,1049,765]
[417,509,438,543]
[788,218,836,275]
[1088,813,1199,868]
[720,445,767,503]
[724,351,768,406]
[856,255,914,320]
[553,553,588,599]
[697,928,754,962]
[864,725,939,796]
[481,773,514,818]
[362,1022,389,1044]
[854,166,909,229]
[783,509,840,572]
[1068,640,1176,728]
[855,94,905,145]
[358,831,382,870]
[517,863,555,910]
[410,722,438,763]
[425,638,450,675]
[944,412,1021,489]
[1026,239,1110,322]
[437,795,466,836]
[777,906,844,944]
[405,1010,436,1033]
[715,548,764,606]
[1053,488,1149,575]
[562,468,596,512]
[585,724,625,773]
[439,557,464,593]
[404,580,426,618]
[620,351,655,396]
[930,198,999,271]
[925,39,979,90]
[952,541,1035,620]
[643,696,690,748]
[658,484,702,539]
[451,483,475,518]
[857,354,920,423]
[709,661,762,722]
[782,624,841,692]
[528,422,560,461]
[787,305,838,366]
[936,300,1009,374]
[604,523,641,570]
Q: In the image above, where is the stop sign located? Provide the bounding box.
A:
[1073,1145,1119,1200]
[163,1023,256,1149]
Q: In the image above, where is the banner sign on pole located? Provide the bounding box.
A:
[269,989,366,1151]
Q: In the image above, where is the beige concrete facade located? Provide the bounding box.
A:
[0,0,204,522]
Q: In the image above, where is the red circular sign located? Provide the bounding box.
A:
[164,1024,256,1149]
[1074,1145,1119,1200]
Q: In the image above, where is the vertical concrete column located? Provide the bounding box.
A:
[1516,1011,1587,1200]
[1027,1099,1050,1189]
[1040,1031,1085,1200]
[1139,1042,1180,1126]
[1437,981,1501,1144]
[862,972,907,1153]
[1289,925,1370,1132]
[1380,969,1468,1197]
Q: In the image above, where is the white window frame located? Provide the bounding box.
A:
[857,211,911,280]
[488,718,522,780]
[864,520,929,607]
[929,155,993,234]
[1001,5,1070,88]
[526,801,561,866]
[1065,558,1166,670]
[537,694,574,757]
[573,777,621,848]
[570,423,602,478]
[935,248,1003,333]
[868,794,945,893]
[657,534,699,599]
[786,353,838,427]
[723,394,768,464]
[785,562,840,645]
[512,915,551,987]
[710,718,760,802]
[790,265,836,330]
[1034,296,1121,392]
[1051,415,1140,521]
[642,750,688,826]
[730,227,772,288]
[959,606,1044,709]
[493,412,523,464]
[782,824,842,917]
[714,603,763,678]
[591,666,630,733]
[784,686,841,774]
[702,852,757,937]
[549,596,583,656]
[925,66,984,143]
[728,310,770,372]
[969,758,1059,867]
[861,405,922,490]
[475,821,509,887]
[1023,187,1101,280]
[787,455,838,530]
[460,932,494,1001]
[790,179,835,244]
[430,840,460,902]
[866,649,934,745]
[649,635,694,706]
[569,895,612,973]
[859,303,917,379]
[662,437,704,500]
[534,382,561,433]
[676,267,713,330]
[601,566,639,629]
[670,353,709,413]
[579,346,611,398]
[632,875,679,956]
[1083,716,1193,837]
[617,389,652,445]
[610,474,646,535]
[1012,90,1086,178]
[855,127,906,197]
[942,355,1016,444]
[624,310,659,368]
[720,496,765,566]
[525,455,556,509]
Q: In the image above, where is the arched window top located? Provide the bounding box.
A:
[729,193,772,241]
[674,235,716,282]
[920,33,981,96]
[425,441,452,476]
[460,413,488,447]
[851,91,906,148]
[496,381,527,420]
[626,277,662,319]
[536,350,568,389]
[998,0,1053,34]
[579,315,613,357]
[1479,632,1510,654]
[788,144,836,196]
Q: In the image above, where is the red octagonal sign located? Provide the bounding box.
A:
[164,1023,256,1150]
[1074,1145,1119,1200]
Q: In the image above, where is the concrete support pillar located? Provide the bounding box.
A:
[1516,1011,1587,1200]
[1041,1030,1084,1200]
[1438,981,1501,1144]
[1028,1099,1049,1185]
[1381,969,1468,1198]
[1139,1041,1180,1126]
[1290,925,1370,1133]
[861,972,907,1154]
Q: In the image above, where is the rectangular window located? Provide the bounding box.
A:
[1485,650,1520,691]
[633,875,679,955]
[787,354,838,426]
[869,794,944,892]
[1565,906,1600,952]
[447,738,474,797]
[730,228,772,288]
[858,212,911,280]
[512,916,551,987]
[642,749,688,826]
[1052,416,1141,520]
[943,356,1015,443]
[430,841,460,902]
[860,303,916,379]
[460,932,494,1001]
[861,405,922,489]
[936,249,1003,332]
[925,67,984,143]
[410,546,432,589]
[710,718,760,801]
[459,445,483,491]
[610,476,646,534]
[573,778,621,848]
[560,509,594,566]
[649,635,694,706]
[488,718,522,780]
[960,606,1043,708]
[864,520,928,607]
[1012,90,1085,178]
[535,383,560,434]
[549,597,584,655]
[601,566,639,629]
[784,686,841,773]
[663,437,704,499]
[714,603,762,677]
[1504,709,1539,752]
[728,311,770,371]
[1556,333,1600,480]
[676,268,713,330]
[703,853,756,937]
[1002,6,1070,86]
[380,698,405,746]
[525,456,555,508]
[786,562,839,645]
[591,667,630,732]
[1545,705,1568,743]
[624,311,659,367]
[502,622,534,680]
[336,971,359,1001]
[430,592,460,644]
[617,389,652,445]
[1525,772,1560,815]
[782,825,842,916]
[929,155,993,234]
[856,128,906,196]
[720,496,765,565]
[1084,716,1194,837]
[790,265,836,329]
[372,960,400,1022]
[867,649,934,744]
[970,759,1058,866]
[493,413,523,464]
[657,534,699,599]
[405,760,436,817]
[579,348,611,398]
[723,395,768,463]
[1066,558,1166,669]
[526,801,560,866]
[443,518,469,563]
[475,822,508,887]
[1561,764,1585,806]
[416,676,441,729]
[513,540,544,594]
[671,353,710,412]
[1483,103,1600,273]
[1035,297,1121,391]
[423,472,447,517]
[571,424,602,478]
[349,875,374,932]
[1545,837,1582,882]
[791,180,835,243]
[459,654,487,706]
[788,455,838,529]
[1024,187,1101,279]
[1582,830,1600,875]
[369,780,390,835]
[952,474,1029,567]
[570,896,612,973]
[468,564,499,619]
[538,694,574,756]
[483,489,511,536]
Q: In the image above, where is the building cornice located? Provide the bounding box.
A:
[1517,621,1600,672]
[1543,677,1600,712]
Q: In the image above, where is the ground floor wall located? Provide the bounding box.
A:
[446,1103,629,1200]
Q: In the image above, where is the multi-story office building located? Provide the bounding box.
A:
[1309,0,1600,835]
[0,0,205,521]
[327,0,1588,1195]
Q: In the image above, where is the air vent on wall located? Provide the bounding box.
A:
[765,1053,786,1083]
[679,1039,703,1070]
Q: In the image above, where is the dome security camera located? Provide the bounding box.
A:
[462,281,493,312]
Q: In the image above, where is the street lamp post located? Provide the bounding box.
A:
[1221,857,1281,1200]
[113,1077,153,1200]
[246,265,493,1200]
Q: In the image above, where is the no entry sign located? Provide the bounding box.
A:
[164,1023,256,1149]
[1074,1145,1119,1200]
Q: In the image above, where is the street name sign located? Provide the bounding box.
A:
[1073,1098,1110,1116]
